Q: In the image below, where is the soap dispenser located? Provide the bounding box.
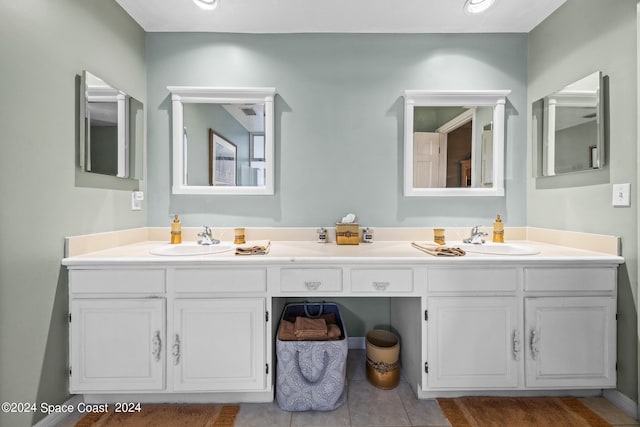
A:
[317,227,328,243]
[171,214,182,244]
[362,227,374,243]
[492,214,504,243]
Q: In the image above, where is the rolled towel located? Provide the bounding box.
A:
[294,317,328,339]
[235,241,271,255]
[411,242,466,257]
[327,324,342,339]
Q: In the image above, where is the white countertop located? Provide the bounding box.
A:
[62,240,625,267]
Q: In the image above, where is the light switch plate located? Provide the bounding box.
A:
[612,183,631,207]
[131,191,144,210]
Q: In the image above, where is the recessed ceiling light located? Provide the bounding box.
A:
[464,0,496,14]
[193,0,218,11]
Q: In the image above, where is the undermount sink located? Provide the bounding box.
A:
[456,242,540,256]
[149,243,235,256]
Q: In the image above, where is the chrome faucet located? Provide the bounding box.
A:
[463,226,488,244]
[197,226,220,245]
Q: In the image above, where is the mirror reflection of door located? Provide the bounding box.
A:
[403,89,508,196]
[413,107,475,188]
[445,122,472,188]
[413,132,444,187]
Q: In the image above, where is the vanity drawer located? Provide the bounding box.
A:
[427,268,518,293]
[174,268,267,293]
[351,268,413,292]
[524,268,616,292]
[279,268,342,292]
[70,269,166,294]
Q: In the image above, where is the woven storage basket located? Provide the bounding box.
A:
[276,303,348,411]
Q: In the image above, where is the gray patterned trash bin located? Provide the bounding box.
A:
[276,303,348,411]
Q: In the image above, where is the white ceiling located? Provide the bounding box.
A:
[115,0,566,33]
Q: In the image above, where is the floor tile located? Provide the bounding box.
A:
[235,401,292,427]
[348,379,411,426]
[347,349,367,382]
[396,382,451,427]
[291,403,351,426]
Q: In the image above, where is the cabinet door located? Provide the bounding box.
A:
[70,299,165,392]
[524,297,616,388]
[426,297,520,389]
[172,298,266,391]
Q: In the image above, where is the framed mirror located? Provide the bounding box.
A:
[403,90,510,197]
[168,86,276,195]
[533,71,604,177]
[79,71,143,179]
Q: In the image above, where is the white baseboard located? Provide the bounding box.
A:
[33,394,82,427]
[602,389,638,419]
[348,336,365,349]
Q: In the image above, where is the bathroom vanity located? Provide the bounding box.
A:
[62,235,623,403]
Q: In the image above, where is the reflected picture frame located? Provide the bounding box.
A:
[209,129,237,186]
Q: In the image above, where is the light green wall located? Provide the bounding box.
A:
[146,33,528,229]
[0,1,146,426]
[147,33,528,341]
[528,0,638,401]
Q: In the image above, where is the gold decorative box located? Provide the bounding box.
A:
[335,223,360,245]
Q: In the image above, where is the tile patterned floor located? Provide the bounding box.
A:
[56,349,639,427]
[233,349,640,427]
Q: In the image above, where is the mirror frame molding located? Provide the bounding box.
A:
[403,90,510,197]
[168,86,277,195]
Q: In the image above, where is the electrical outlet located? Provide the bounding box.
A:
[131,191,144,210]
[612,183,631,207]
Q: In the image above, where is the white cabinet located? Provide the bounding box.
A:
[172,298,266,391]
[426,296,520,389]
[420,266,618,394]
[524,296,616,388]
[69,268,268,397]
[70,298,165,392]
[66,259,620,401]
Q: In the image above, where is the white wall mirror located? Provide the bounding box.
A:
[80,71,143,179]
[168,86,276,195]
[403,90,510,197]
[532,71,604,177]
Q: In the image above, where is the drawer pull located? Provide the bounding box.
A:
[372,281,390,291]
[304,281,322,291]
[152,330,162,362]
